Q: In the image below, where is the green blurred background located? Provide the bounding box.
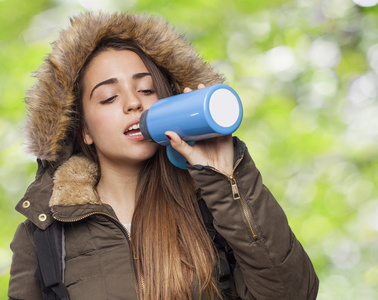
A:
[1,0,377,298]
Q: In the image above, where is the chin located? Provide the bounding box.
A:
[96,143,159,166]
[131,144,160,162]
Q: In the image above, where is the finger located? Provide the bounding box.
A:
[198,83,206,89]
[183,87,192,93]
[165,131,193,159]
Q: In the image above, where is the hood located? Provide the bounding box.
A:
[24,11,224,162]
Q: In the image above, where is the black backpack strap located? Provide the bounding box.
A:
[32,221,70,300]
[198,197,236,299]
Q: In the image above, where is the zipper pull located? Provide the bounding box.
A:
[229,175,240,200]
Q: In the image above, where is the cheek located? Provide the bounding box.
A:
[144,98,159,110]
[85,110,114,139]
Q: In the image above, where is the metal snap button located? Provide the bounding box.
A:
[38,214,47,222]
[22,200,30,208]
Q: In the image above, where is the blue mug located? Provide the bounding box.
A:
[140,84,243,168]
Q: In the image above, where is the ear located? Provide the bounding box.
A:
[83,127,94,145]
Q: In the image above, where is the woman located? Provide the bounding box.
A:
[8,11,319,299]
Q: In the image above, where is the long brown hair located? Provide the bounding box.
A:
[75,38,220,299]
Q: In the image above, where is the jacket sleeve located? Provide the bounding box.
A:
[187,137,319,300]
[8,221,43,300]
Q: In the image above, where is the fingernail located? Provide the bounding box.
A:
[165,134,172,141]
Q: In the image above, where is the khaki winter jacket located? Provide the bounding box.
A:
[8,11,319,299]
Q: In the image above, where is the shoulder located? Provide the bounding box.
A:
[10,220,36,251]
[9,220,42,299]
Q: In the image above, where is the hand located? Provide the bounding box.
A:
[165,84,235,176]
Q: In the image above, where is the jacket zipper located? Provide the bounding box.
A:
[53,212,131,243]
[53,212,146,295]
[211,157,258,240]
[229,174,258,240]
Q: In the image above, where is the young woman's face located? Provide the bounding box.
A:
[82,49,160,167]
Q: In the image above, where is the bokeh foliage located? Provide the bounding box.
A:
[1,0,377,299]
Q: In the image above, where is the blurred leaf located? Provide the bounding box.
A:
[0,0,50,40]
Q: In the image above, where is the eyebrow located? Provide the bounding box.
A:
[132,72,151,80]
[90,78,118,99]
[89,73,152,99]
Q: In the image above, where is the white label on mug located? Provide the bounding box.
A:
[209,89,240,127]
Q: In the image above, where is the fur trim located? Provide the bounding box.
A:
[50,155,100,206]
[24,11,224,161]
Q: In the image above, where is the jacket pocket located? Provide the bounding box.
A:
[65,254,107,299]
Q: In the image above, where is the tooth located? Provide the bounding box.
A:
[129,132,142,136]
[128,123,140,131]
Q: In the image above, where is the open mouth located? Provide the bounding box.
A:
[124,123,142,137]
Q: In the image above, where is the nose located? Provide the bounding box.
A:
[123,92,143,113]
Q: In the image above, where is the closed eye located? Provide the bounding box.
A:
[139,89,155,95]
[100,95,117,104]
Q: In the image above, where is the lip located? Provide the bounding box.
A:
[124,117,145,141]
[124,118,140,133]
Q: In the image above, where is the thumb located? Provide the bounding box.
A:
[165,131,193,160]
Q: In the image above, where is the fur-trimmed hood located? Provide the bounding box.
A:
[25,11,224,162]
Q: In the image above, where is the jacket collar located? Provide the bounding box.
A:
[49,154,101,207]
[16,154,103,229]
